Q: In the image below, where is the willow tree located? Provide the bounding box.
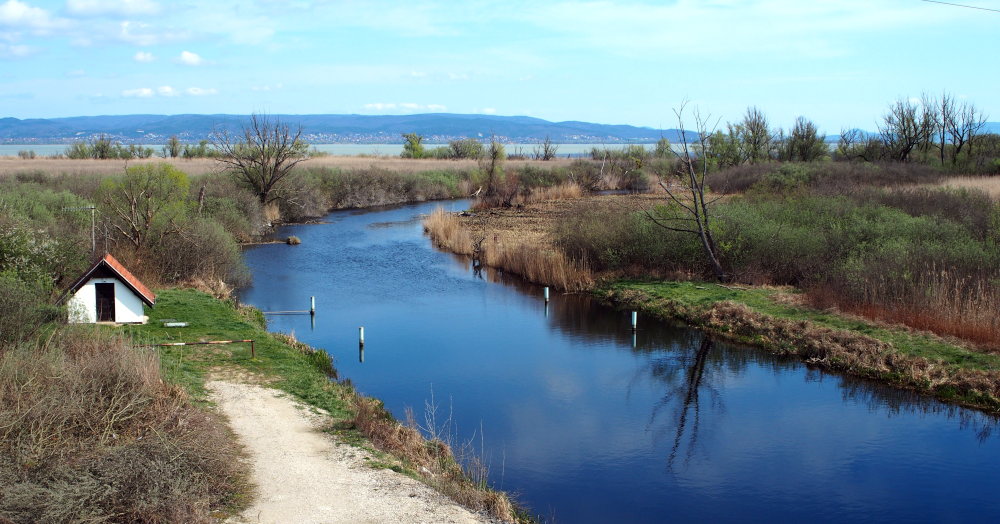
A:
[213,113,309,204]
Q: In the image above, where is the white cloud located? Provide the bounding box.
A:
[121,87,154,98]
[480,107,497,115]
[251,83,283,91]
[185,87,217,96]
[120,86,213,98]
[447,72,469,81]
[0,0,59,29]
[133,50,154,62]
[67,0,161,17]
[117,20,187,46]
[0,42,30,58]
[177,50,204,66]
[364,102,396,110]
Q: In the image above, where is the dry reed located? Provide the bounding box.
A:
[424,207,593,291]
[811,267,1000,349]
[0,155,574,178]
[940,176,1000,200]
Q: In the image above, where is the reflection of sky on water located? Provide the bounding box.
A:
[241,199,1000,524]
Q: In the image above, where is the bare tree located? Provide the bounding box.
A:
[533,135,558,161]
[877,98,930,162]
[213,113,309,204]
[647,103,727,281]
[946,98,988,165]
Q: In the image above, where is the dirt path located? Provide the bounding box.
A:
[207,380,490,524]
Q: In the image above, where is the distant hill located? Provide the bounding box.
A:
[982,122,1000,135]
[0,113,692,144]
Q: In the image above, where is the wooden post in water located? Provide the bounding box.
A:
[359,326,365,347]
[631,311,638,331]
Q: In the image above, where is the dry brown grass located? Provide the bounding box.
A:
[0,328,250,522]
[523,182,584,204]
[424,207,593,291]
[0,155,574,177]
[940,176,1000,199]
[348,393,517,522]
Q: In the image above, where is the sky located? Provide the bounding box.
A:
[0,0,997,132]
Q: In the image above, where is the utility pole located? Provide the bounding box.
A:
[63,205,96,256]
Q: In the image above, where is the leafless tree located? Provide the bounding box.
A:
[877,98,931,162]
[213,113,309,204]
[533,135,558,161]
[646,103,727,281]
[946,98,988,165]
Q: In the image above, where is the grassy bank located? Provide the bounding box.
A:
[601,280,1000,411]
[126,288,526,523]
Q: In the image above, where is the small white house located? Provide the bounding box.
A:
[65,253,155,324]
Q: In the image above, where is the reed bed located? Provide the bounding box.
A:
[424,207,593,291]
[811,267,1000,350]
[940,176,1000,200]
[0,155,574,178]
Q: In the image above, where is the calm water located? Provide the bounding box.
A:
[240,200,1000,523]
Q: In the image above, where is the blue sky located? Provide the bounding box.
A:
[0,0,997,132]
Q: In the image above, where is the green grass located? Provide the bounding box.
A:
[612,279,1000,371]
[125,288,350,418]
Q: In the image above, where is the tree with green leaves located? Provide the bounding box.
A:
[401,132,426,159]
[99,163,190,251]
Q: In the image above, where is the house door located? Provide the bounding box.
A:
[95,283,115,322]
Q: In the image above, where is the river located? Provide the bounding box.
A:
[240,199,1000,523]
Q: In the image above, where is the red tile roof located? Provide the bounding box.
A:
[64,253,156,306]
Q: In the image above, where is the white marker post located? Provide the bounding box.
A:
[631,311,638,331]
[544,287,550,303]
[310,296,316,315]
[359,326,365,347]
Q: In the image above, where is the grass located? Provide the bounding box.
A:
[604,280,1000,411]
[124,288,527,523]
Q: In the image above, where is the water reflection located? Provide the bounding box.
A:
[442,248,1000,448]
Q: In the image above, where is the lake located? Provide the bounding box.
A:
[240,199,1000,523]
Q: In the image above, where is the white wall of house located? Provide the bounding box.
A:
[67,277,147,324]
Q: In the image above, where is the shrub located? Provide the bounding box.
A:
[0,330,250,522]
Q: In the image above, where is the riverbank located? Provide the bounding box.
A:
[424,193,1000,412]
[126,289,524,523]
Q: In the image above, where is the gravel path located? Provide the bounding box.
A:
[207,380,489,524]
